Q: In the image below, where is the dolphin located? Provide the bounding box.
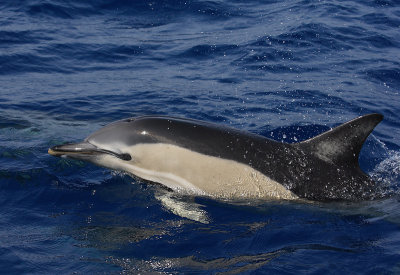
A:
[48,113,383,201]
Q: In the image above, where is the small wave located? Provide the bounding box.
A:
[26,2,98,19]
[0,43,147,75]
[98,0,241,19]
[0,53,69,75]
[0,30,44,45]
[361,12,400,28]
[364,68,400,87]
[17,0,242,20]
[361,0,399,8]
[175,44,239,60]
[0,117,32,130]
[40,43,146,63]
[363,34,398,49]
[28,3,74,19]
[0,167,54,188]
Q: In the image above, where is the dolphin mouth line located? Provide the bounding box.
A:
[48,143,132,161]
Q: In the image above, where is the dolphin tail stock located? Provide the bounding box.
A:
[295,113,383,170]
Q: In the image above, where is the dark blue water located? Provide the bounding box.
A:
[1,0,400,273]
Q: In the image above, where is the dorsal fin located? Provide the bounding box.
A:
[297,114,383,167]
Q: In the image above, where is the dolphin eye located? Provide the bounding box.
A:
[118,153,132,161]
[95,148,132,161]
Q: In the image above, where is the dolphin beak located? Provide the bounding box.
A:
[48,142,132,161]
[48,142,100,157]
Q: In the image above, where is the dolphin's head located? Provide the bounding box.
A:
[48,118,154,165]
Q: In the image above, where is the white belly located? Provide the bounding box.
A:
[98,143,298,200]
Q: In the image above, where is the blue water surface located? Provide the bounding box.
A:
[1,0,400,273]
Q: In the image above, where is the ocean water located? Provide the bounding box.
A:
[1,0,400,273]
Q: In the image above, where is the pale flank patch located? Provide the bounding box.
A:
[96,143,298,200]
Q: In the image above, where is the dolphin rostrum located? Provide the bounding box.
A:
[49,113,383,201]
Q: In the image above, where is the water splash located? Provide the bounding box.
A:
[371,138,400,197]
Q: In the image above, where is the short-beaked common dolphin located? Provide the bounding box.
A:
[49,113,383,201]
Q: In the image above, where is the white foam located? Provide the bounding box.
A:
[371,150,400,194]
